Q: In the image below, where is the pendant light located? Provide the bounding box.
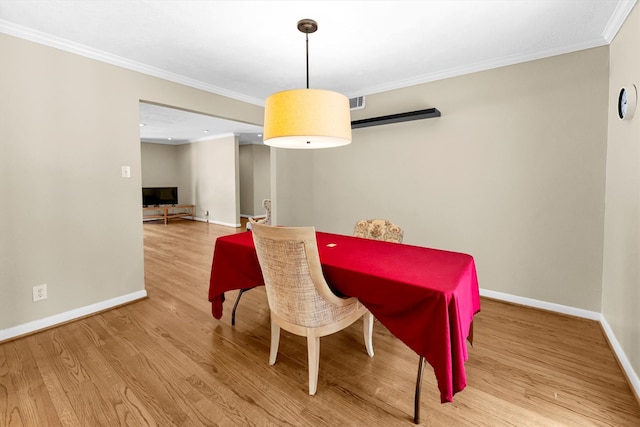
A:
[263,19,352,149]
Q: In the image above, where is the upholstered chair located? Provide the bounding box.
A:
[250,222,374,395]
[353,219,404,243]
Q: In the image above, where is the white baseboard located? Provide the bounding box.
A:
[599,315,640,401]
[480,288,639,400]
[193,216,240,227]
[143,216,196,223]
[479,288,601,320]
[0,290,147,342]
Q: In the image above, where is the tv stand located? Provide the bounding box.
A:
[143,204,195,224]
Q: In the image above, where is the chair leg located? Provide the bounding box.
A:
[363,311,374,357]
[269,318,281,365]
[307,333,320,395]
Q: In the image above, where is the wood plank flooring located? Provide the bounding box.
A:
[1,219,639,426]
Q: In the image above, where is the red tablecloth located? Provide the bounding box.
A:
[208,231,480,403]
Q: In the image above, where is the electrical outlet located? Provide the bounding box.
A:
[33,284,47,302]
[204,210,209,216]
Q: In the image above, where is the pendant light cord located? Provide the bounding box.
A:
[297,19,317,90]
[305,32,310,89]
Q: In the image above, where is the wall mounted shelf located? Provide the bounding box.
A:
[351,108,441,129]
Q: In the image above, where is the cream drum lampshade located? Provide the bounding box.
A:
[263,88,352,149]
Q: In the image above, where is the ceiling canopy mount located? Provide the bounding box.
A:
[297,19,318,34]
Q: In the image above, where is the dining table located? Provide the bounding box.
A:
[208,230,480,423]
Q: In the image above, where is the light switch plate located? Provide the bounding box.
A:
[121,165,131,178]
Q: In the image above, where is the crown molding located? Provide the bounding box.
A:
[346,37,611,99]
[0,20,265,106]
[602,0,637,43]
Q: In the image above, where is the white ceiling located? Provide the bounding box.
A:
[1,0,636,144]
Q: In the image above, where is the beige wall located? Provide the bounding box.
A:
[252,144,271,214]
[276,46,609,313]
[141,142,181,190]
[604,3,640,388]
[239,145,255,215]
[0,33,261,331]
[271,148,314,227]
[239,144,271,216]
[178,134,239,226]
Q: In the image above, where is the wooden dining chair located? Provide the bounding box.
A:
[246,199,271,230]
[250,222,374,395]
[353,219,404,243]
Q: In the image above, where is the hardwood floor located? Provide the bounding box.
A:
[1,219,639,426]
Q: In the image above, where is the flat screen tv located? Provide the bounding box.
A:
[142,187,178,207]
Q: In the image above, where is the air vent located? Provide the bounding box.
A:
[349,96,365,110]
